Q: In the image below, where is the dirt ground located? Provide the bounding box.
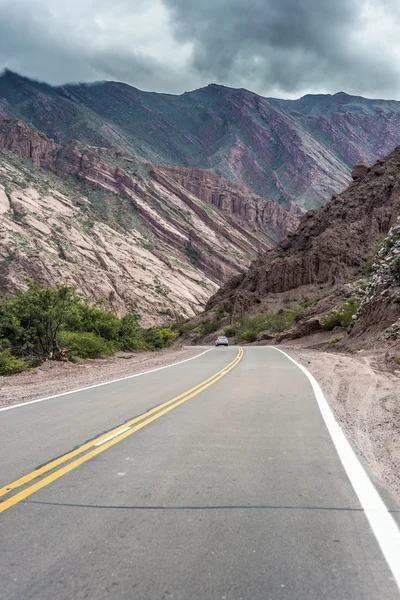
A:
[284,346,400,505]
[0,346,202,408]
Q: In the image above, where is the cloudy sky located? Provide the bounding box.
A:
[1,0,400,99]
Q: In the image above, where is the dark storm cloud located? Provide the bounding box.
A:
[0,0,399,98]
[164,0,400,97]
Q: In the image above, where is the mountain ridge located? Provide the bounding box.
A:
[0,116,298,323]
[2,70,400,209]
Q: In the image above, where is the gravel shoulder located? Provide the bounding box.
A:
[0,346,204,408]
[285,346,400,505]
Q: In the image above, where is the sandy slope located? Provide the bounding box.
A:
[286,347,400,504]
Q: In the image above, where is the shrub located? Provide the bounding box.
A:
[0,347,29,376]
[235,307,304,341]
[59,331,115,359]
[321,298,360,330]
[301,297,320,308]
[240,328,257,342]
[118,313,145,351]
[223,324,236,336]
[394,357,400,365]
[143,327,178,349]
[0,282,180,370]
[75,305,121,341]
[328,336,342,348]
[0,281,80,359]
[199,319,220,336]
[184,244,198,265]
[176,321,198,335]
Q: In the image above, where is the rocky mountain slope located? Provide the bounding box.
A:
[206,147,400,351]
[0,118,297,324]
[350,219,400,347]
[2,70,400,209]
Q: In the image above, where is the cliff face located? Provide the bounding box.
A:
[349,219,400,347]
[0,118,296,323]
[2,70,400,209]
[207,149,400,319]
[160,166,302,242]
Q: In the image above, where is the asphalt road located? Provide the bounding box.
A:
[1,346,399,599]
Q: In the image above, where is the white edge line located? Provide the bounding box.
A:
[0,348,214,412]
[95,426,131,446]
[271,346,400,591]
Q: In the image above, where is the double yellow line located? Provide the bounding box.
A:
[0,347,243,514]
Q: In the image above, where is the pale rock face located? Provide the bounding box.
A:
[0,118,300,324]
[0,187,9,213]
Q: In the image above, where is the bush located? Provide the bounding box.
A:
[176,321,198,335]
[328,336,342,348]
[143,327,178,349]
[199,319,220,336]
[0,281,79,359]
[0,347,29,376]
[235,307,304,342]
[321,298,360,330]
[395,357,400,365]
[223,324,236,336]
[75,305,121,340]
[240,328,257,342]
[118,314,145,351]
[59,331,115,359]
[0,282,181,371]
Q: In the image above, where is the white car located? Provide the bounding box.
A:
[215,335,229,347]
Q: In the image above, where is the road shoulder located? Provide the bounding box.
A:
[0,346,205,409]
[284,346,400,506]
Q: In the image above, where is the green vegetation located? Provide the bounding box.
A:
[199,319,220,336]
[232,307,304,342]
[184,243,199,266]
[0,282,177,376]
[0,252,16,274]
[59,331,115,360]
[395,357,400,365]
[328,336,343,348]
[320,297,360,330]
[175,320,198,335]
[301,296,321,308]
[223,324,236,337]
[0,342,29,375]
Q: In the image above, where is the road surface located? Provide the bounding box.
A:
[1,346,399,599]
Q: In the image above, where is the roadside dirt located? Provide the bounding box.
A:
[285,346,400,505]
[0,346,202,408]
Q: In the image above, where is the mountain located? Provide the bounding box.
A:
[0,117,298,324]
[2,70,400,209]
[205,149,400,351]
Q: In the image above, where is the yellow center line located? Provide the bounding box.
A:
[0,348,243,514]
[0,348,241,499]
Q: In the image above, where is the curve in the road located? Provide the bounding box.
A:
[0,348,243,514]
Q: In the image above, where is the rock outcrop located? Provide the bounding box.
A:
[351,162,371,180]
[350,219,400,346]
[160,166,302,241]
[207,147,400,320]
[0,118,298,323]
